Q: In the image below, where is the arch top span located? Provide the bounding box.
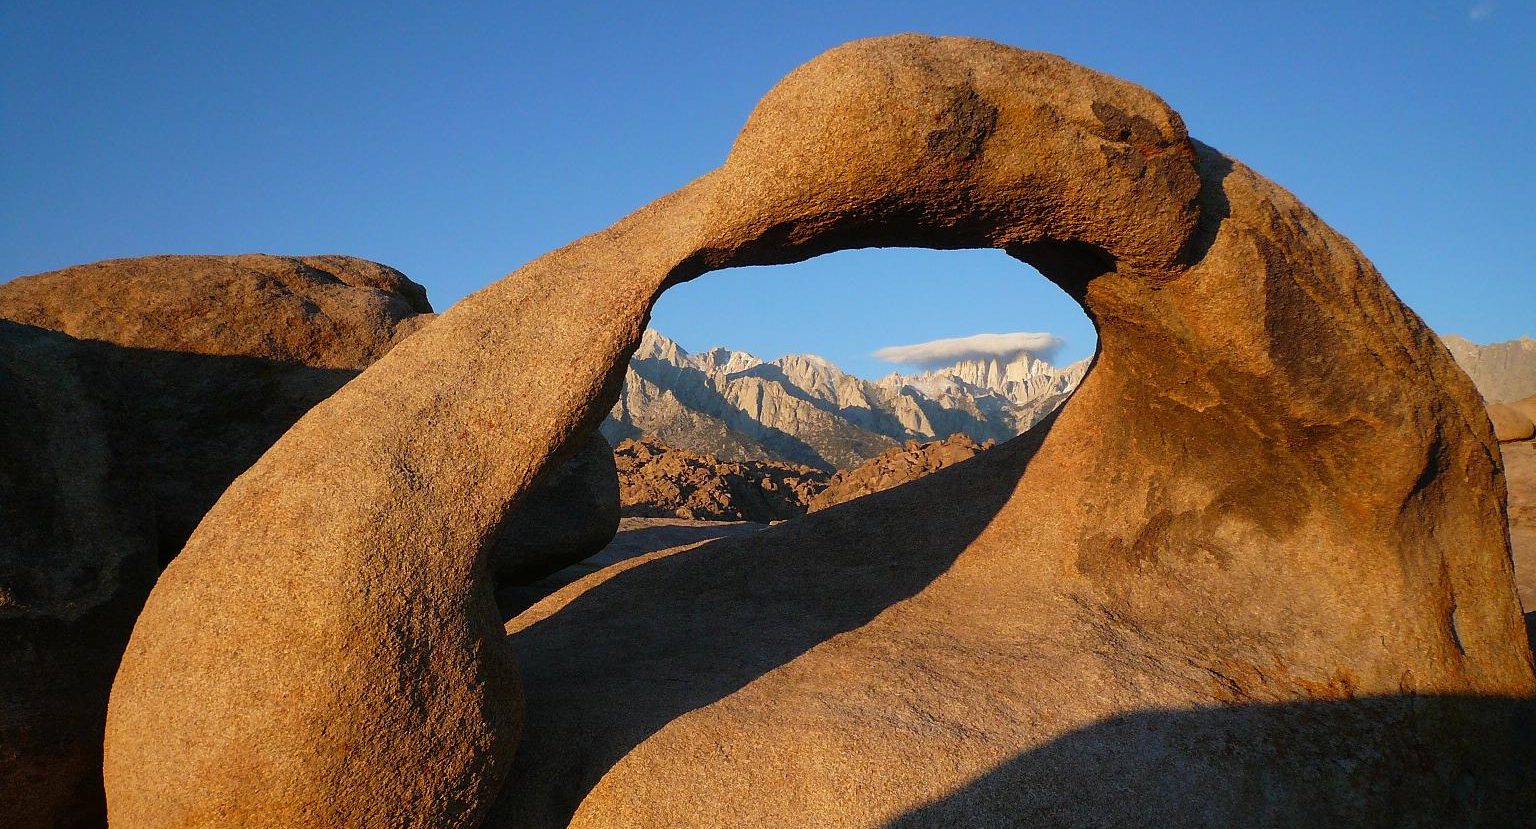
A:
[684,35,1205,285]
[104,34,1533,829]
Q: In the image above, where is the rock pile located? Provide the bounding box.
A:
[807,433,994,512]
[102,36,1534,829]
[615,436,828,522]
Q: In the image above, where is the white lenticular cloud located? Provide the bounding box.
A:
[873,332,1064,368]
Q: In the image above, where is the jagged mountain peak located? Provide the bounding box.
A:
[606,329,1085,470]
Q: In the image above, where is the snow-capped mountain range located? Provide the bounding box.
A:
[602,330,1088,470]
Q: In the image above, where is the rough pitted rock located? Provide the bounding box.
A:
[0,255,617,828]
[105,36,1535,829]
[1490,402,1535,443]
[615,436,829,522]
[0,254,432,367]
[807,433,995,512]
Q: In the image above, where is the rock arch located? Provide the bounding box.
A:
[103,35,1534,828]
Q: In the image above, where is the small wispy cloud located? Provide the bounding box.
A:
[873,331,1063,368]
[1470,1,1496,20]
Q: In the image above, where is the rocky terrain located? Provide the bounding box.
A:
[3,35,1532,829]
[807,433,995,512]
[603,329,1084,470]
[614,436,828,522]
[1442,334,1536,402]
[94,37,1534,829]
[0,255,618,829]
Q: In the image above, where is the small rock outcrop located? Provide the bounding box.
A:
[105,36,1534,829]
[615,437,828,522]
[807,433,994,512]
[0,255,617,828]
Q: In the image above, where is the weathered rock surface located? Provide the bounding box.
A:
[105,35,1534,829]
[1490,402,1536,443]
[615,436,828,522]
[1442,334,1536,403]
[0,254,433,368]
[807,433,994,512]
[0,255,616,828]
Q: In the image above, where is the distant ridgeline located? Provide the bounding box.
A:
[602,330,1087,471]
[1440,334,1536,404]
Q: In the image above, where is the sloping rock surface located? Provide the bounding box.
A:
[807,433,994,512]
[105,36,1534,829]
[616,437,828,522]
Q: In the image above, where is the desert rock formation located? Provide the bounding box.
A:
[1491,401,1536,443]
[0,255,617,828]
[807,433,994,512]
[1442,334,1536,403]
[615,436,827,522]
[105,36,1534,829]
[604,329,1083,469]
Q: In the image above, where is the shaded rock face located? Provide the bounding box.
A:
[490,434,620,584]
[615,436,829,522]
[807,433,995,512]
[105,36,1534,829]
[0,255,617,828]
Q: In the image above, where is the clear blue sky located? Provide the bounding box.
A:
[3,2,1531,378]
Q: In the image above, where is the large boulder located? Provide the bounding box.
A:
[1510,394,1536,426]
[0,255,617,828]
[105,36,1534,829]
[1490,402,1536,443]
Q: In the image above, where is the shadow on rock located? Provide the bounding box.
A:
[883,694,1536,828]
[488,414,1053,827]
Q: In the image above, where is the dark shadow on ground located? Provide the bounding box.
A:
[486,410,1061,828]
[883,694,1536,828]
